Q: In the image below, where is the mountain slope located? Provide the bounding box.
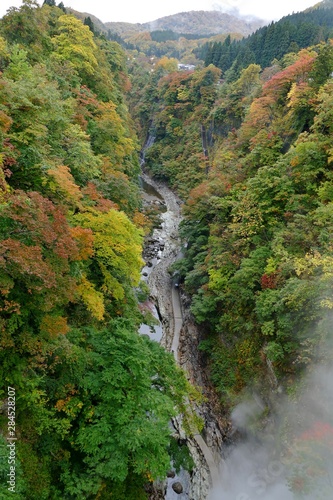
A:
[105,10,264,37]
[142,10,263,36]
[67,9,264,38]
[200,1,333,78]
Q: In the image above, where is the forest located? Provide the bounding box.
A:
[199,0,333,80]
[2,0,333,498]
[134,2,333,394]
[130,1,333,496]
[0,2,198,498]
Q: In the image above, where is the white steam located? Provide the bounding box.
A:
[209,364,333,499]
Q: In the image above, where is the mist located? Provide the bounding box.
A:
[209,363,333,499]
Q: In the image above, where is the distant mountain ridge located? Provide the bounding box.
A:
[69,9,265,38]
[106,11,265,37]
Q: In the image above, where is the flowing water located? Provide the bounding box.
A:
[139,138,223,499]
[139,173,193,498]
[138,174,165,343]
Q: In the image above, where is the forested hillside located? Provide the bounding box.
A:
[3,0,333,498]
[199,1,333,80]
[105,10,264,37]
[69,8,263,64]
[0,2,198,498]
[130,5,333,495]
[135,39,333,397]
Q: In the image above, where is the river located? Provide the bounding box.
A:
[139,170,224,499]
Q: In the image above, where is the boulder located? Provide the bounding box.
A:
[172,482,183,494]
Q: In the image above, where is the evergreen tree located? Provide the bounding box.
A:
[84,15,95,34]
[310,42,333,87]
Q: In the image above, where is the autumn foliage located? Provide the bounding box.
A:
[0,5,194,499]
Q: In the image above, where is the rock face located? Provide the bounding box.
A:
[143,171,182,353]
[178,308,231,498]
[179,304,232,451]
[145,483,165,500]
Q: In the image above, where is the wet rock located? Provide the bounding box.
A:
[145,481,165,500]
[172,482,183,494]
[167,470,176,478]
[142,272,148,277]
[147,261,153,267]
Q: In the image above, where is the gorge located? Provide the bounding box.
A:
[2,2,333,499]
[140,146,224,498]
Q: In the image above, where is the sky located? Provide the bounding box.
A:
[0,0,320,24]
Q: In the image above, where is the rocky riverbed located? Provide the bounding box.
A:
[141,171,182,351]
[140,171,227,499]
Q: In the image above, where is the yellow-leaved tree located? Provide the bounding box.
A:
[52,15,98,79]
[74,209,143,303]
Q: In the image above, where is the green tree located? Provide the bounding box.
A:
[52,15,98,81]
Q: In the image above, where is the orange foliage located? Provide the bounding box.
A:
[72,85,100,130]
[0,238,57,291]
[0,109,12,133]
[298,421,333,445]
[82,182,119,212]
[40,315,69,338]
[5,190,80,260]
[186,180,211,208]
[261,272,280,289]
[244,95,276,130]
[47,165,82,206]
[239,51,316,145]
[119,71,132,92]
[70,226,94,260]
[263,50,316,97]
[132,210,150,231]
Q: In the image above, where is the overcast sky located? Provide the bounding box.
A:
[0,0,320,24]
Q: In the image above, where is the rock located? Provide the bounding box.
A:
[147,261,153,267]
[167,470,176,478]
[145,481,166,500]
[172,482,183,494]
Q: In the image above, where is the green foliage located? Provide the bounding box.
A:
[168,437,195,473]
[198,6,333,78]
[310,42,333,88]
[0,4,196,498]
[5,1,333,496]
[134,65,220,196]
[75,325,175,482]
[135,36,333,412]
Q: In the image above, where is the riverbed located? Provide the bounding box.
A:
[139,171,224,499]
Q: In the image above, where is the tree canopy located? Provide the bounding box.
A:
[0,3,198,498]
